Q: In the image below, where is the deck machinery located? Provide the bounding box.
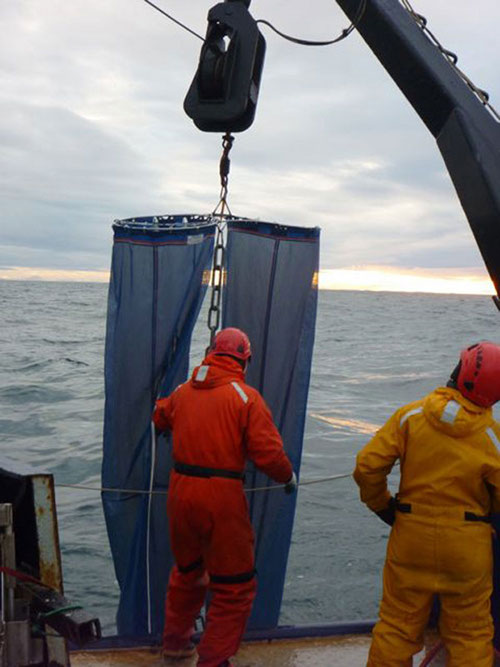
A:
[0,466,101,667]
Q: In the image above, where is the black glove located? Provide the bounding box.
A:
[491,513,500,533]
[284,472,298,495]
[375,496,396,526]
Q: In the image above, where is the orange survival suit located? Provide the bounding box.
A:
[153,352,293,667]
[354,386,500,666]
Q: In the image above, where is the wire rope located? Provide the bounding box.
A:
[256,0,367,47]
[142,0,204,41]
[55,472,353,497]
[398,0,499,122]
[141,0,498,121]
[145,422,157,635]
[142,0,367,48]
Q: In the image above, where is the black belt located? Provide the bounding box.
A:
[396,502,412,513]
[174,462,244,480]
[396,502,491,523]
[464,511,491,524]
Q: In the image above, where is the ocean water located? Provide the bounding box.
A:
[1,279,499,635]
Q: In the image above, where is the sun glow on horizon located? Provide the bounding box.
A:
[0,265,495,296]
[0,266,111,283]
[318,266,494,296]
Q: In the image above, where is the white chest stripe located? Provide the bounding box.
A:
[400,407,423,427]
[440,400,461,424]
[231,381,248,404]
[195,365,209,382]
[487,427,500,452]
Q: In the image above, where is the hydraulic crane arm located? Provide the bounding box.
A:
[336,0,500,295]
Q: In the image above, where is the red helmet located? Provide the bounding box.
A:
[456,341,500,407]
[211,327,252,361]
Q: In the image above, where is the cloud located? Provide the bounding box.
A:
[0,0,499,277]
[0,101,168,268]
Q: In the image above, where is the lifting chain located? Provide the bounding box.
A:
[207,132,235,351]
[207,222,225,350]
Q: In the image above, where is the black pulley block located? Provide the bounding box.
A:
[184,0,266,132]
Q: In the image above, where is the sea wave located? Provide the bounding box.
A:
[1,281,499,633]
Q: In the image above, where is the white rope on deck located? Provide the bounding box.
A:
[55,471,354,496]
[145,422,157,634]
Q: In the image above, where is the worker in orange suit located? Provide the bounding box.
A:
[153,327,296,667]
[353,341,500,667]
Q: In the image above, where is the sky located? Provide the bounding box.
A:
[1,0,499,293]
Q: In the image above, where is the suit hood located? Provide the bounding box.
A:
[423,386,493,437]
[190,352,246,389]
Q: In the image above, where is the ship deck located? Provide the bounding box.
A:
[71,632,449,666]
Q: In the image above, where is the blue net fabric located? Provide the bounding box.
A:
[102,215,215,637]
[223,219,320,629]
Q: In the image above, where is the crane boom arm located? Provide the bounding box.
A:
[336,0,500,295]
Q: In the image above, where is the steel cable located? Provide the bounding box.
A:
[399,0,499,122]
[143,0,367,49]
[256,0,367,47]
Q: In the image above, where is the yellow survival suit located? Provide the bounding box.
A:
[354,385,500,666]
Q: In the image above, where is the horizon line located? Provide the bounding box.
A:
[0,265,496,297]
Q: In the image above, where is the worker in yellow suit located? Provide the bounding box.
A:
[353,341,500,666]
